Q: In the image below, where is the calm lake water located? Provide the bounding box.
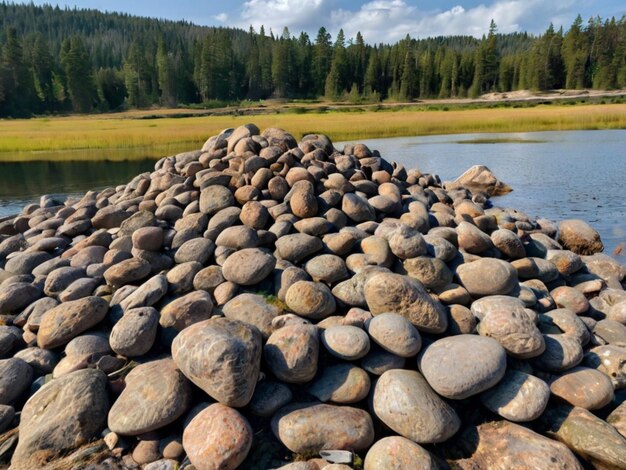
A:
[1,129,624,259]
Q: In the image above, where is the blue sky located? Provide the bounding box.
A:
[13,0,625,43]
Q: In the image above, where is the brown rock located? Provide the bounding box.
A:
[271,403,374,454]
[183,403,252,470]
[172,317,262,407]
[108,359,192,435]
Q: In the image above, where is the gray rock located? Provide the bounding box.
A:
[0,281,41,313]
[174,237,215,264]
[321,325,370,360]
[275,233,323,262]
[419,335,506,399]
[199,185,235,216]
[304,254,349,284]
[110,307,159,357]
[221,248,276,286]
[12,369,109,468]
[119,274,168,310]
[0,357,33,405]
[367,312,421,358]
[248,380,293,417]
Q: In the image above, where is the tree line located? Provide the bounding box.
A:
[0,2,625,117]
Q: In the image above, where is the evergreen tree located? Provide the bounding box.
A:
[156,37,177,106]
[399,49,418,100]
[562,15,588,88]
[313,27,332,96]
[60,36,95,112]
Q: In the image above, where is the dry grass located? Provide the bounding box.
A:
[1,103,625,161]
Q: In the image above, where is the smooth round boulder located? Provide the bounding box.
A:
[364,272,447,333]
[215,226,259,250]
[0,281,42,313]
[551,286,589,315]
[321,325,370,360]
[550,367,614,410]
[387,225,428,259]
[110,307,159,357]
[221,248,276,286]
[275,233,323,263]
[183,403,252,470]
[480,369,550,422]
[456,258,518,297]
[132,226,164,251]
[11,369,109,469]
[37,296,109,349]
[558,219,604,255]
[0,357,33,405]
[419,335,507,399]
[402,256,452,291]
[490,229,525,259]
[264,323,319,383]
[159,290,213,331]
[222,293,281,340]
[271,403,374,454]
[533,334,583,372]
[199,185,235,216]
[309,364,370,404]
[290,180,318,218]
[366,313,421,358]
[477,308,545,359]
[342,193,375,222]
[285,281,336,320]
[174,238,215,265]
[172,317,262,407]
[364,436,438,470]
[103,258,151,288]
[457,221,493,254]
[304,254,349,284]
[108,359,192,435]
[373,369,460,444]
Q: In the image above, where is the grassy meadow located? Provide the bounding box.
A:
[1,102,625,161]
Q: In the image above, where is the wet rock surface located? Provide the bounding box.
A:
[0,125,623,469]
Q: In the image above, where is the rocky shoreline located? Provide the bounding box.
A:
[1,124,625,470]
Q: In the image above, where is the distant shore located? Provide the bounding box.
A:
[1,92,625,162]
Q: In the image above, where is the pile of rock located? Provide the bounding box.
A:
[1,124,625,470]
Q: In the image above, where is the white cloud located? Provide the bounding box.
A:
[214,12,228,22]
[238,0,327,35]
[232,0,588,43]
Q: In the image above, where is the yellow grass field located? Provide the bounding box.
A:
[1,103,625,161]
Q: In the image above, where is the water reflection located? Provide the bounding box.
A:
[0,159,155,216]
